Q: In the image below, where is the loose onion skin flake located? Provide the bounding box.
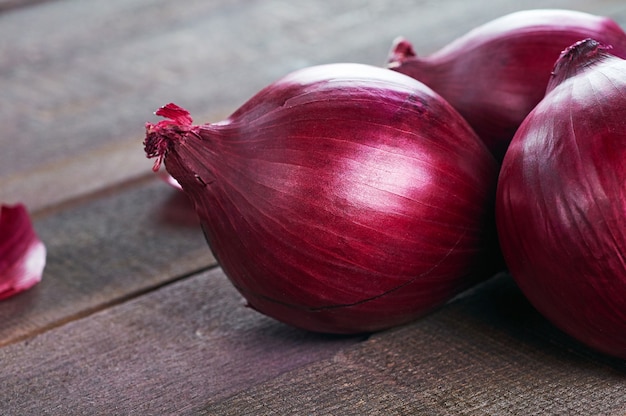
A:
[144,63,500,334]
[0,204,46,300]
[496,39,626,359]
[387,9,626,161]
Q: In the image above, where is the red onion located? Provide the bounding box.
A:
[387,9,626,161]
[496,39,626,359]
[0,204,46,300]
[144,63,499,333]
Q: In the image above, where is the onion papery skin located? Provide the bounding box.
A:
[387,9,626,162]
[496,39,626,359]
[145,63,499,334]
[0,204,46,300]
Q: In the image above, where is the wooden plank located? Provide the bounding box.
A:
[0,267,366,415]
[3,0,626,212]
[1,270,623,415]
[201,274,626,415]
[0,178,214,346]
[0,138,154,214]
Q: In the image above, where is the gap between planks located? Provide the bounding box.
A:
[0,136,155,216]
[0,263,220,349]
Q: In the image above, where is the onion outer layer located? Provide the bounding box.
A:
[145,63,500,334]
[496,39,626,359]
[388,9,626,161]
[0,204,46,300]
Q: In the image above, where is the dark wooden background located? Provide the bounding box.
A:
[1,0,625,414]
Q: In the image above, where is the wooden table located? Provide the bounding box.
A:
[1,0,625,414]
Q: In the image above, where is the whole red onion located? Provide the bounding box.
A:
[144,63,499,334]
[387,9,626,161]
[496,39,626,359]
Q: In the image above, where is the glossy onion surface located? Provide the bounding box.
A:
[145,63,499,333]
[497,40,626,359]
[388,9,626,161]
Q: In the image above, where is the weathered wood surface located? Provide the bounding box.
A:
[1,0,622,212]
[1,271,623,415]
[203,275,626,416]
[0,267,367,415]
[0,179,214,347]
[1,0,625,414]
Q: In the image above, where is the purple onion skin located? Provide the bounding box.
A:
[0,204,46,300]
[145,63,500,334]
[496,39,626,359]
[388,9,626,162]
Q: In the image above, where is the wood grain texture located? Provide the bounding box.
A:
[2,0,625,212]
[2,1,626,414]
[0,267,366,415]
[0,178,214,346]
[1,271,622,415]
[201,275,626,415]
